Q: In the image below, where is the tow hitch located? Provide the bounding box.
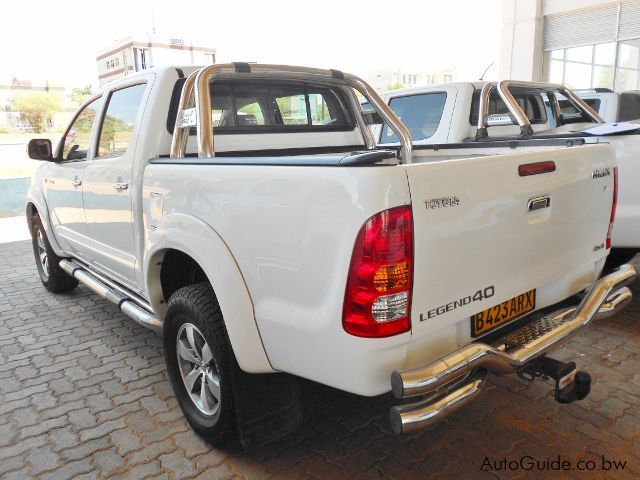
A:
[519,356,592,404]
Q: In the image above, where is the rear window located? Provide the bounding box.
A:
[558,98,601,115]
[469,89,547,125]
[380,93,447,143]
[168,80,355,133]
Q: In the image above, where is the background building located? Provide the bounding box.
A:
[367,67,458,90]
[97,34,216,86]
[501,0,640,91]
[0,77,73,130]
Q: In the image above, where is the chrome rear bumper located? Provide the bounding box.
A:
[390,264,636,434]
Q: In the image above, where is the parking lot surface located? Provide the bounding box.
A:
[1,239,639,479]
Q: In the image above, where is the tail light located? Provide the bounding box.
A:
[606,167,618,249]
[343,206,413,337]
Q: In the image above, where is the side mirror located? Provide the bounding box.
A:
[484,113,517,127]
[27,139,54,161]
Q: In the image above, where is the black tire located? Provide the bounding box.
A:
[30,213,78,293]
[163,282,238,447]
[603,248,638,274]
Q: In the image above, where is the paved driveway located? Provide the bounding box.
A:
[1,239,639,479]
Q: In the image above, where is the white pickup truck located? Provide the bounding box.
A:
[368,81,640,269]
[572,88,640,123]
[26,64,635,447]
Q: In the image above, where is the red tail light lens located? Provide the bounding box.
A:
[606,167,618,249]
[343,206,413,338]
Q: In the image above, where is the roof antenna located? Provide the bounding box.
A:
[479,62,494,81]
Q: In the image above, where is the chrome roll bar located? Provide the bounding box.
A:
[170,63,412,164]
[475,80,604,139]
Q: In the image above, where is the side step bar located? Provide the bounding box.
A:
[60,259,162,332]
[390,264,636,434]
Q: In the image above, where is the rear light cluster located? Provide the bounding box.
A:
[606,167,618,249]
[343,206,413,338]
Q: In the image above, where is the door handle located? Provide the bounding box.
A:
[527,195,550,212]
[113,182,129,191]
[72,178,82,187]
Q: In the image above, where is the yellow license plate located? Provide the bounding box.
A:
[471,290,536,338]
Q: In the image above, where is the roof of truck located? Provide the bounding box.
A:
[377,81,486,97]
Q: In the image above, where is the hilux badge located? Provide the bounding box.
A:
[424,195,460,210]
[592,168,611,179]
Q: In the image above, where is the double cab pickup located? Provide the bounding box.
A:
[26,64,635,446]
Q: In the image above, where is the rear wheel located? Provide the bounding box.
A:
[163,283,238,447]
[30,213,78,293]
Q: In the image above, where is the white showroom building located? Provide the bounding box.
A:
[501,0,640,91]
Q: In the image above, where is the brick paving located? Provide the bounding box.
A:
[0,239,639,479]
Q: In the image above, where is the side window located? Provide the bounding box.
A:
[62,98,101,161]
[381,93,447,143]
[97,84,146,158]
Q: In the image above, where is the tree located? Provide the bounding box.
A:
[71,85,92,105]
[11,91,63,133]
[386,82,406,91]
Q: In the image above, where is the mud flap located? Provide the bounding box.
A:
[230,363,302,449]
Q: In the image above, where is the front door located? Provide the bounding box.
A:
[46,97,102,256]
[82,83,147,286]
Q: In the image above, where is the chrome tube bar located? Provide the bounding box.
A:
[392,264,636,400]
[495,81,533,137]
[475,82,496,139]
[390,370,487,434]
[59,259,162,331]
[170,63,412,163]
[346,75,412,163]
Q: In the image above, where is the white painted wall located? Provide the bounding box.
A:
[500,0,623,81]
[500,0,544,81]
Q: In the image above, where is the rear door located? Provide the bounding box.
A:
[82,82,148,286]
[404,144,615,340]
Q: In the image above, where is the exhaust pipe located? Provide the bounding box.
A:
[390,371,486,434]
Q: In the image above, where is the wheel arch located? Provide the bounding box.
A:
[26,185,65,255]
[144,212,274,374]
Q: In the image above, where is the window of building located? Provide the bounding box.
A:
[62,98,101,161]
[545,40,640,91]
[380,92,447,143]
[97,84,146,158]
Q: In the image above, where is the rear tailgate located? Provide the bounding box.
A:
[404,143,616,343]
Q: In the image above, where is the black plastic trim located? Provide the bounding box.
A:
[233,62,252,73]
[159,144,367,158]
[150,149,395,167]
[385,137,588,152]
